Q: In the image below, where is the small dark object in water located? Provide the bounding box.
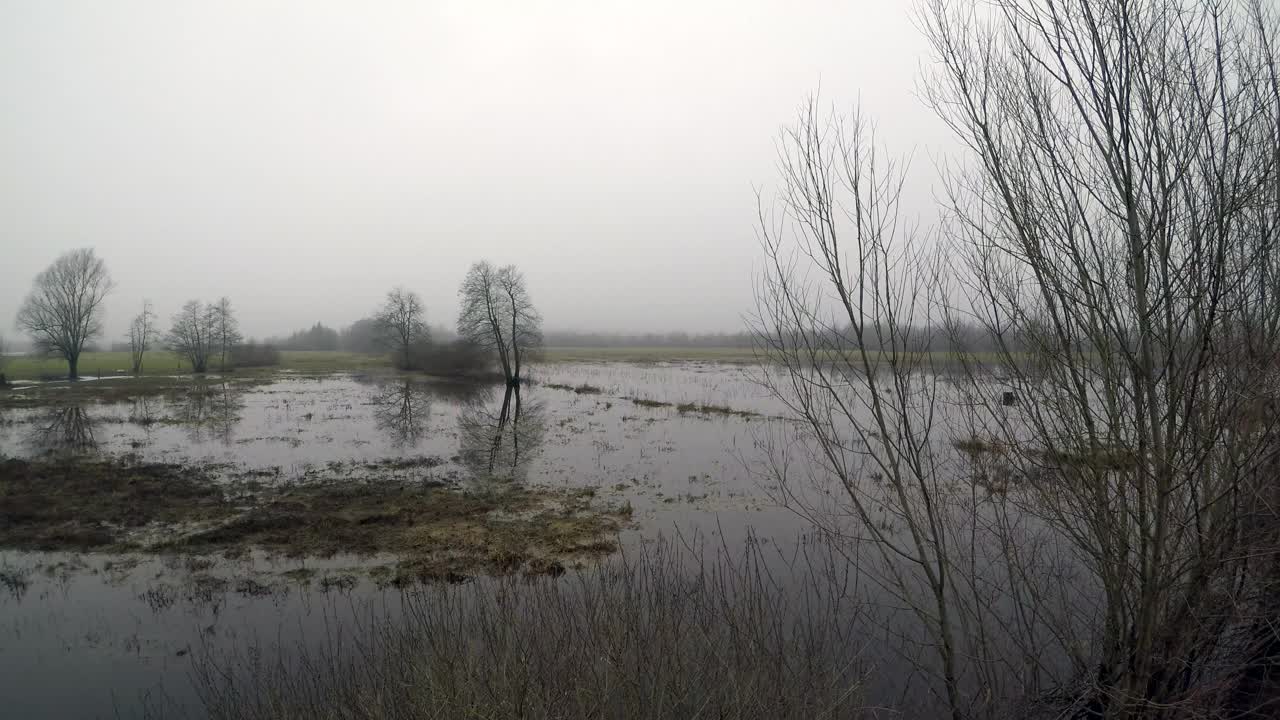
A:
[1001,391,1017,406]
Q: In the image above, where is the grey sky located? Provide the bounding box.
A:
[1,0,949,340]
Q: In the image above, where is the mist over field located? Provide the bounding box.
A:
[0,0,947,340]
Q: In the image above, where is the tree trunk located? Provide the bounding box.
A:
[68,354,79,380]
[510,306,521,385]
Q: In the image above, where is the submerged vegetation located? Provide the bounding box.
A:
[185,536,871,720]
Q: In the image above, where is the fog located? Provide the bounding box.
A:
[1,0,949,340]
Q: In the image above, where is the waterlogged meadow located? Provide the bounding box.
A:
[1,360,1124,719]
[0,362,818,718]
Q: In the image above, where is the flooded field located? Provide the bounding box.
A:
[0,362,813,718]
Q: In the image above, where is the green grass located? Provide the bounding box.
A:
[0,350,394,381]
[1,351,184,380]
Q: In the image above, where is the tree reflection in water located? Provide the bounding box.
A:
[27,406,98,455]
[169,382,245,445]
[369,380,434,449]
[457,385,545,482]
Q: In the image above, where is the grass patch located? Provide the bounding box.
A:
[0,455,627,583]
[0,456,232,550]
[543,382,604,394]
[1037,445,1138,472]
[951,436,1008,456]
[0,350,392,381]
[1,350,187,380]
[675,401,760,418]
[628,397,674,408]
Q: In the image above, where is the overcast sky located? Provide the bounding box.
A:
[1,0,951,340]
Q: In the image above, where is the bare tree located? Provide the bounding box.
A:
[127,301,158,374]
[458,262,510,379]
[374,287,427,370]
[211,297,241,371]
[0,333,8,385]
[751,100,971,718]
[15,248,114,380]
[497,265,542,383]
[754,1,1280,717]
[167,300,219,373]
[458,261,542,385]
[922,0,1280,714]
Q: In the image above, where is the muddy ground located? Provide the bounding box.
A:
[0,453,628,584]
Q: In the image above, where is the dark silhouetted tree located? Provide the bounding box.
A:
[167,300,219,373]
[374,287,428,370]
[212,297,241,370]
[458,262,542,384]
[16,248,114,380]
[127,300,158,374]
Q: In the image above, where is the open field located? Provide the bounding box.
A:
[0,350,391,380]
[540,345,760,363]
[0,363,803,717]
[1,346,1015,381]
[2,348,761,380]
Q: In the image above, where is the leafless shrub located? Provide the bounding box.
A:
[211,297,241,371]
[751,0,1280,717]
[407,337,496,380]
[167,301,220,373]
[228,341,280,368]
[127,300,158,374]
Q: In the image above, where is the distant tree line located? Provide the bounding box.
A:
[270,322,341,352]
[8,248,551,385]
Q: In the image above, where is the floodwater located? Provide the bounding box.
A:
[0,362,812,719]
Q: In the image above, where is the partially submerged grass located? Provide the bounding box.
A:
[950,436,1139,472]
[0,457,232,550]
[675,401,761,418]
[951,436,1142,495]
[0,455,628,582]
[1037,444,1139,472]
[0,565,32,598]
[542,382,604,394]
[629,396,673,408]
[951,436,1008,456]
[186,536,873,720]
[177,479,624,583]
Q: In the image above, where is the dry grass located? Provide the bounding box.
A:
[182,535,873,720]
